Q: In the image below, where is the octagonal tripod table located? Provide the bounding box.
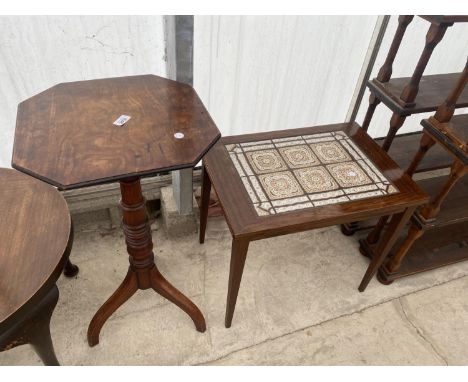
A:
[12,75,221,346]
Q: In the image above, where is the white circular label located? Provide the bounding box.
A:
[348,171,357,177]
[174,132,184,139]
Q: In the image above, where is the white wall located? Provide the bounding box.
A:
[194,15,378,136]
[355,16,468,138]
[195,16,468,140]
[0,16,167,168]
[2,16,466,169]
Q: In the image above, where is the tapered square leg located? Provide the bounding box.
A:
[358,207,416,292]
[225,238,250,328]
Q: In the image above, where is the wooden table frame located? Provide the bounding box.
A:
[199,122,428,327]
[11,74,221,347]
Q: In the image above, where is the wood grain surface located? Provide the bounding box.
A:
[12,75,220,190]
[0,168,71,331]
[368,73,468,115]
[203,122,428,241]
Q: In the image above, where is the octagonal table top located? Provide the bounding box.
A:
[12,75,220,190]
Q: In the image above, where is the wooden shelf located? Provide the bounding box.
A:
[355,16,468,284]
[359,218,468,284]
[421,114,468,163]
[413,168,468,229]
[377,131,453,173]
[358,174,468,283]
[368,73,468,115]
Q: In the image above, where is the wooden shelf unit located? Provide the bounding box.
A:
[421,114,468,164]
[359,220,468,284]
[350,15,468,284]
[368,73,468,115]
[358,168,468,283]
[360,16,468,151]
[357,57,468,284]
[413,174,468,228]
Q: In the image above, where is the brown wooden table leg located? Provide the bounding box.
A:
[1,286,61,366]
[87,176,206,347]
[358,207,416,292]
[225,237,250,328]
[28,286,60,366]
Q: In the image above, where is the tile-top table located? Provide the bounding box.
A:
[12,75,220,346]
[199,122,428,327]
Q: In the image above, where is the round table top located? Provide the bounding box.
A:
[12,75,220,190]
[0,168,71,329]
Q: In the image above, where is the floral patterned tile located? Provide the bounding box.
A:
[258,172,304,200]
[225,131,398,216]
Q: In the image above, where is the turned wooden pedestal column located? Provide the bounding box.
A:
[87,177,206,346]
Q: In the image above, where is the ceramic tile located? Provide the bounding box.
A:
[246,150,287,174]
[225,131,398,216]
[310,141,352,164]
[280,145,319,168]
[258,171,304,200]
[294,167,339,193]
[326,162,372,188]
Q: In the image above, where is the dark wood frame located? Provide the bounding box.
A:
[199,122,428,327]
[362,15,468,150]
[11,74,221,347]
[360,61,468,284]
[343,15,468,236]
